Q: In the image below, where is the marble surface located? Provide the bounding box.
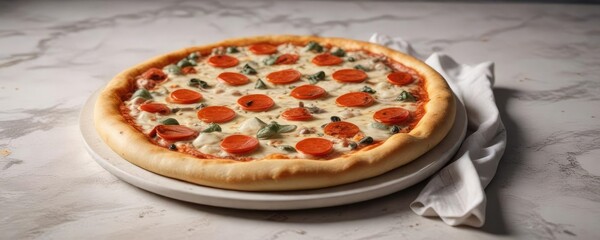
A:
[1,0,599,239]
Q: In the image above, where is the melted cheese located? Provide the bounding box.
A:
[125,44,422,159]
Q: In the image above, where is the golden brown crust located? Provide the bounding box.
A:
[94,35,455,191]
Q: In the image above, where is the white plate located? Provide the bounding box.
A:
[80,90,466,210]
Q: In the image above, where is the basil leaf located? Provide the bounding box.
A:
[255,78,267,89]
[361,86,376,94]
[187,52,199,60]
[354,64,370,72]
[226,46,239,54]
[277,124,297,133]
[160,118,179,125]
[331,48,346,57]
[397,91,416,102]
[163,64,181,75]
[241,63,257,75]
[132,89,153,100]
[263,55,278,66]
[278,145,296,152]
[370,122,389,130]
[177,58,196,68]
[305,41,323,52]
[202,123,222,133]
[188,78,209,89]
[359,136,374,145]
[347,56,356,62]
[307,71,326,84]
[256,124,279,139]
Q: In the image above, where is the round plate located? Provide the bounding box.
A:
[80,90,466,210]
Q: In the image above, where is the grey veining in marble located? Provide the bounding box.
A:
[1,1,599,239]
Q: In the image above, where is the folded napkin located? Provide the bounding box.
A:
[370,34,507,227]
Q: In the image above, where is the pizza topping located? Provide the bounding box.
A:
[354,64,371,72]
[336,92,375,107]
[254,78,268,89]
[202,123,222,133]
[163,64,182,75]
[238,94,274,112]
[387,72,413,86]
[168,89,203,104]
[226,46,239,54]
[192,132,223,148]
[373,107,410,124]
[249,43,278,55]
[360,86,377,94]
[332,69,367,83]
[160,118,179,125]
[296,138,333,156]
[330,116,341,122]
[323,121,360,138]
[275,54,299,65]
[330,47,346,57]
[139,103,171,115]
[358,136,374,145]
[154,125,198,141]
[390,125,401,134]
[181,66,197,74]
[397,91,417,102]
[241,63,257,75]
[307,71,326,84]
[256,121,297,139]
[290,85,326,100]
[217,72,250,86]
[281,107,313,121]
[132,89,153,100]
[277,145,296,152]
[189,78,210,89]
[266,69,301,84]
[197,106,236,123]
[312,53,343,66]
[141,68,167,81]
[304,41,324,53]
[169,144,177,151]
[220,135,260,154]
[208,55,239,68]
[177,58,197,69]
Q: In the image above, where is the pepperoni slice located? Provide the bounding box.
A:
[217,72,249,86]
[312,54,343,66]
[296,138,333,156]
[181,66,197,74]
[336,92,375,107]
[323,121,360,138]
[141,68,167,81]
[207,55,239,68]
[197,106,236,123]
[220,135,260,154]
[275,54,299,65]
[290,85,326,100]
[249,43,278,55]
[155,125,198,141]
[332,69,368,83]
[373,107,410,124]
[281,107,313,121]
[169,89,203,104]
[387,72,413,86]
[237,94,274,112]
[266,69,301,84]
[139,103,171,115]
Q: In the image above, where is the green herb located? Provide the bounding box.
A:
[354,64,370,72]
[263,55,278,66]
[330,116,341,122]
[255,78,267,89]
[278,145,296,152]
[177,58,196,68]
[370,122,389,130]
[226,46,239,54]
[187,52,199,60]
[359,136,374,145]
[331,48,346,57]
[132,89,153,100]
[390,125,401,134]
[160,118,179,125]
[254,117,268,127]
[169,144,177,151]
[189,78,209,88]
[202,123,222,133]
[361,86,376,94]
[348,142,358,150]
[163,64,182,75]
[347,56,356,62]
[241,64,257,75]
[397,91,416,102]
[304,41,323,53]
[307,71,326,84]
[256,121,297,139]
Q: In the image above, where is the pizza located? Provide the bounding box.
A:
[94,35,455,191]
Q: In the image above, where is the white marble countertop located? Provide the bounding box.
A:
[1,1,599,239]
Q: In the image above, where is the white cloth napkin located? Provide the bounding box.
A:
[370,34,507,227]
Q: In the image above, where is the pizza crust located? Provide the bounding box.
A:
[94,35,455,191]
